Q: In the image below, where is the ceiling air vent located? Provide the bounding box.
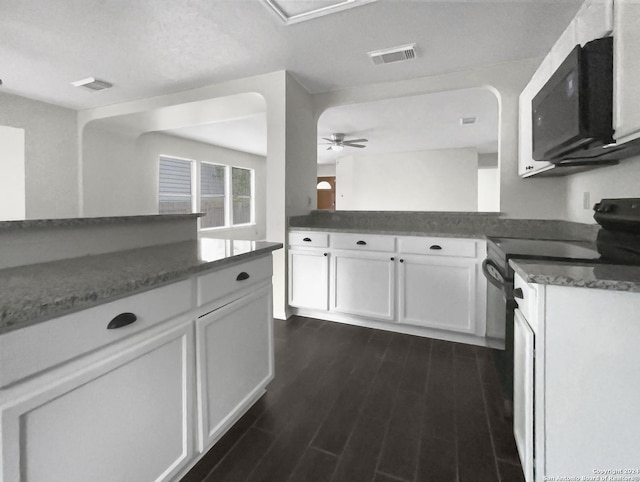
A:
[70,77,113,91]
[367,44,416,65]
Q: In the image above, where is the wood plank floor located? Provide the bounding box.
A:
[181,316,525,482]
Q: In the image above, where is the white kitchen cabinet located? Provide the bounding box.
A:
[289,230,488,345]
[576,0,613,47]
[398,255,478,334]
[613,0,640,144]
[512,271,640,480]
[0,319,195,482]
[196,285,273,452]
[513,308,534,482]
[330,250,395,321]
[288,249,329,310]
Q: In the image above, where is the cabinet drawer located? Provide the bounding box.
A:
[331,234,395,252]
[0,280,192,389]
[289,232,329,248]
[513,272,539,331]
[197,255,272,307]
[398,237,477,258]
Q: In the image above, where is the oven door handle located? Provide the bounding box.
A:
[482,259,506,291]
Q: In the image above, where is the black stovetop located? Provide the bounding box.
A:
[489,237,602,263]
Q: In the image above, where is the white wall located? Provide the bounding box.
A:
[564,155,640,223]
[82,124,143,217]
[137,132,267,240]
[313,58,568,219]
[0,91,78,219]
[478,153,500,212]
[336,148,478,211]
[478,167,500,212]
[317,164,336,177]
[285,73,318,214]
[0,126,26,220]
[79,71,315,319]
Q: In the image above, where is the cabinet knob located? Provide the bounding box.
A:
[429,245,442,250]
[236,272,250,281]
[303,237,312,242]
[390,257,395,261]
[324,253,328,256]
[513,287,524,299]
[400,259,404,263]
[107,312,137,330]
[356,240,367,246]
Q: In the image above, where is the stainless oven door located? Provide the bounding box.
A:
[482,259,508,345]
[482,258,516,403]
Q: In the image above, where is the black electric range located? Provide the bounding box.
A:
[484,197,640,406]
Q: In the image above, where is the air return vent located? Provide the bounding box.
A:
[367,44,416,65]
[70,77,113,91]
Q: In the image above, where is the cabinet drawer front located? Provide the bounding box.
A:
[513,273,539,331]
[398,237,477,258]
[331,234,395,252]
[197,255,272,307]
[0,280,192,389]
[289,232,329,248]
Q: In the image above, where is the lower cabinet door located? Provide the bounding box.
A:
[195,285,274,452]
[0,320,195,482]
[513,308,535,482]
[288,249,329,310]
[330,251,395,321]
[398,255,477,333]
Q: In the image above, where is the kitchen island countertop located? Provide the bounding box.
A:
[0,239,282,335]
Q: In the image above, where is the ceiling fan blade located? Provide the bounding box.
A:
[344,138,368,143]
[345,144,366,148]
[322,137,335,142]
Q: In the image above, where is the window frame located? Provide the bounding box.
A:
[159,156,255,231]
[158,156,196,215]
[230,166,255,227]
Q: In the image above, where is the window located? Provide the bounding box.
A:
[158,156,254,229]
[158,157,193,214]
[232,167,253,225]
[200,162,226,228]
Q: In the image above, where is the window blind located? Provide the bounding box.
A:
[159,157,192,214]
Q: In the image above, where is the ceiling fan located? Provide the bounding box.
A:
[320,133,368,151]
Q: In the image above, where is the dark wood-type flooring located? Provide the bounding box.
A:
[181,316,525,482]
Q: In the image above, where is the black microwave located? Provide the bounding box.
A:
[532,36,617,165]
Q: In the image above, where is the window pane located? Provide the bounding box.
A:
[233,197,251,225]
[200,197,225,228]
[201,163,226,228]
[232,168,251,196]
[232,168,253,225]
[159,157,192,214]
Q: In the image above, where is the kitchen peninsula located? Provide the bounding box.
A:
[0,214,282,482]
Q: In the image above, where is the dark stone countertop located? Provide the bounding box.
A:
[510,259,640,292]
[0,213,204,231]
[0,239,282,335]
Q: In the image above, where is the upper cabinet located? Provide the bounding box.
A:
[613,0,640,144]
[518,0,614,178]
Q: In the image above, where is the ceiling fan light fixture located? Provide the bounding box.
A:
[330,144,344,152]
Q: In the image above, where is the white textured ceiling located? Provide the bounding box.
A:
[1,0,582,110]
